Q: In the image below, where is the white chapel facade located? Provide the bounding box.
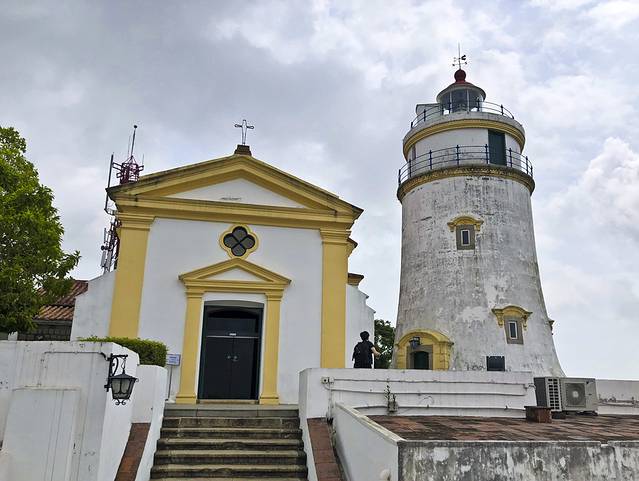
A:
[72,145,374,404]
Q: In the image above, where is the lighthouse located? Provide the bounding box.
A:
[392,63,564,377]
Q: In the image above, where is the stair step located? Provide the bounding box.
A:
[154,449,305,466]
[157,437,303,451]
[160,427,302,439]
[163,417,299,429]
[164,404,299,418]
[155,476,306,481]
[150,463,308,479]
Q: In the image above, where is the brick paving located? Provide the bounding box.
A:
[370,415,639,443]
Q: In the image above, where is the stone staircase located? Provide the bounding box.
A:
[150,404,308,480]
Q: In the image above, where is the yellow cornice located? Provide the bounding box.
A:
[397,165,535,200]
[179,257,291,288]
[402,118,526,158]
[347,272,364,287]
[320,228,351,245]
[108,154,362,218]
[447,215,484,232]
[113,195,358,230]
[116,213,155,231]
[492,305,532,330]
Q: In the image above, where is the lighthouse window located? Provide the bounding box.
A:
[505,319,524,344]
[455,225,475,250]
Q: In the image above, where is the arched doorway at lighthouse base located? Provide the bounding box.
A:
[394,329,452,370]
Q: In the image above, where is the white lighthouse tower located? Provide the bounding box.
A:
[392,62,564,377]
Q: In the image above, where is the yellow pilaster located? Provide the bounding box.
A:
[109,213,154,338]
[319,228,350,368]
[175,288,204,404]
[259,292,283,405]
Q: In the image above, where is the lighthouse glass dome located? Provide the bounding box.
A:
[438,85,485,113]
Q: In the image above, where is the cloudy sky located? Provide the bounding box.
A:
[2,0,638,379]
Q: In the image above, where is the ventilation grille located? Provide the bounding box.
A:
[563,382,587,408]
[546,378,562,411]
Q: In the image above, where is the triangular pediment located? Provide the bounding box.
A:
[179,258,291,287]
[108,153,362,216]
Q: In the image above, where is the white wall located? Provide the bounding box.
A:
[333,403,400,481]
[139,218,323,404]
[299,368,536,420]
[168,177,305,208]
[71,270,116,339]
[0,341,138,481]
[345,285,375,367]
[3,388,79,481]
[132,365,168,481]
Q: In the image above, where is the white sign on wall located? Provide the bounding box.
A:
[166,354,181,366]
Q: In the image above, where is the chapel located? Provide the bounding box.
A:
[71,144,375,404]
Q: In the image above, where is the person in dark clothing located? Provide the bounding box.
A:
[352,331,381,368]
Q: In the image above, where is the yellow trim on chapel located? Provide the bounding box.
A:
[108,213,154,338]
[394,329,453,370]
[319,228,350,368]
[175,258,291,405]
[219,224,259,259]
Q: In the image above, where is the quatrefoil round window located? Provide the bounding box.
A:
[221,226,257,258]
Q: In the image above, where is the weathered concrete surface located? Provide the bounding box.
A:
[394,173,564,376]
[398,440,639,481]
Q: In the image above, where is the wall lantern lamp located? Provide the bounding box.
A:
[409,337,421,349]
[104,354,137,405]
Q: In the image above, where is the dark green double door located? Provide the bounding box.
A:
[198,306,262,400]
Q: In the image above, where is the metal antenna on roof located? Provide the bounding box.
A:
[99,125,146,273]
[234,119,254,145]
[452,43,467,70]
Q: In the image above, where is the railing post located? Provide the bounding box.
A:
[429,150,432,170]
[423,110,426,122]
[501,104,504,115]
[456,145,460,166]
[527,156,532,177]
[485,144,489,163]
[398,168,401,184]
[509,148,513,167]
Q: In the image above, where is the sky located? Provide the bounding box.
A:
[1,0,638,379]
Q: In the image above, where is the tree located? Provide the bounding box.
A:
[0,126,80,333]
[374,318,395,369]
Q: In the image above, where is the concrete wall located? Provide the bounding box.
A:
[399,440,639,481]
[597,379,639,415]
[395,173,564,377]
[0,341,138,481]
[132,365,168,481]
[345,285,375,367]
[71,270,115,339]
[299,368,536,420]
[333,403,400,481]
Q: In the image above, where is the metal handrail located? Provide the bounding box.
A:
[410,101,515,128]
[398,144,533,185]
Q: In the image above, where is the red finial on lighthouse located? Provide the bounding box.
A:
[454,69,466,82]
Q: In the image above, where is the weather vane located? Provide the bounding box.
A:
[452,43,467,70]
[234,119,254,145]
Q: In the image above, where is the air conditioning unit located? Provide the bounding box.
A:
[534,377,562,412]
[560,378,598,413]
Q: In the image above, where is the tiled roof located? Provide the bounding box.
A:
[35,279,88,322]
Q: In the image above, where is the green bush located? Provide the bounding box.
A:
[80,336,168,366]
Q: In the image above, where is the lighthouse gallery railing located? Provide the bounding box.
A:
[410,101,515,129]
[398,145,533,185]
